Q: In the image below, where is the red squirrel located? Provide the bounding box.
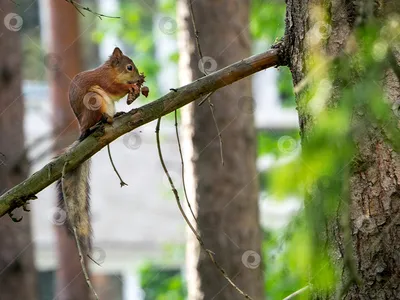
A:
[57,47,146,252]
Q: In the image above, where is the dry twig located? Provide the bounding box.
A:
[187,0,224,165]
[174,111,197,223]
[198,91,213,106]
[107,144,128,187]
[65,0,120,19]
[188,0,204,59]
[156,118,253,300]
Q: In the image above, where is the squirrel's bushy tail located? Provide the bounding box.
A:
[57,158,91,252]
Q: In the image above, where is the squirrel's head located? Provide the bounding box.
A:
[107,47,141,85]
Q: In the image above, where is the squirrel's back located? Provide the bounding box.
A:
[69,67,109,135]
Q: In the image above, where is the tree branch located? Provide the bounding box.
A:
[64,0,120,19]
[0,47,281,217]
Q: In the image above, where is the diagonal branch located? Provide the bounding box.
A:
[0,47,281,217]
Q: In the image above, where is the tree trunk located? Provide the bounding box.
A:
[0,2,37,300]
[177,1,265,299]
[284,0,400,298]
[46,1,87,299]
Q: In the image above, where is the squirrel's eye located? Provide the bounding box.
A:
[127,64,133,71]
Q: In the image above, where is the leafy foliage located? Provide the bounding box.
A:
[263,228,308,299]
[251,0,286,40]
[139,264,186,300]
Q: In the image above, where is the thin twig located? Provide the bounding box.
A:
[156,118,253,300]
[61,162,99,300]
[72,227,99,300]
[188,0,204,60]
[174,110,197,223]
[9,0,19,7]
[283,285,310,300]
[198,91,214,106]
[207,97,224,165]
[156,119,198,238]
[107,144,128,187]
[187,0,224,165]
[65,0,120,19]
[69,0,85,17]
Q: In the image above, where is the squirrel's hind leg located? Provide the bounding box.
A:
[101,112,113,124]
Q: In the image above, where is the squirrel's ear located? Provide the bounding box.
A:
[109,47,123,66]
[112,47,123,58]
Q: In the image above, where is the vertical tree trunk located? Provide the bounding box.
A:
[284,0,400,298]
[177,1,265,299]
[47,1,86,299]
[0,3,37,300]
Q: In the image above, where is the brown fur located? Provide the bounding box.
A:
[57,155,91,251]
[58,48,140,253]
[69,47,141,134]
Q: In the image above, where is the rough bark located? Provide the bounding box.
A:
[47,1,88,299]
[178,1,265,299]
[284,0,400,298]
[0,2,37,299]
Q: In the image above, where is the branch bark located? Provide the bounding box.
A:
[0,47,281,217]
